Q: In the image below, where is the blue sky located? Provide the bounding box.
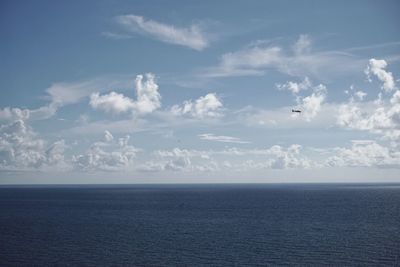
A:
[1,0,400,184]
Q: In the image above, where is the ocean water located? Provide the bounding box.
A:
[0,184,399,266]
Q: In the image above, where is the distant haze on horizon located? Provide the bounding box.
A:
[1,0,400,184]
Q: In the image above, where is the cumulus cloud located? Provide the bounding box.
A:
[215,145,314,169]
[0,104,60,122]
[171,93,223,119]
[0,107,30,122]
[90,92,135,114]
[72,131,140,171]
[337,98,400,143]
[198,133,251,144]
[46,140,68,166]
[90,73,161,115]
[139,148,194,172]
[264,144,313,169]
[338,61,400,144]
[134,73,162,113]
[116,15,209,51]
[276,77,311,94]
[338,103,393,132]
[140,144,314,172]
[275,77,327,121]
[0,120,67,170]
[300,84,327,121]
[140,147,222,172]
[344,85,368,102]
[326,140,400,168]
[365,58,396,92]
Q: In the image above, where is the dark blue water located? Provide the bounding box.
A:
[0,184,399,266]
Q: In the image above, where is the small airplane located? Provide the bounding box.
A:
[292,109,302,113]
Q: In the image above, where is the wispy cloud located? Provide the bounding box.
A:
[198,133,251,144]
[202,35,365,79]
[344,41,400,52]
[101,31,132,40]
[237,103,338,130]
[5,74,137,122]
[115,15,210,51]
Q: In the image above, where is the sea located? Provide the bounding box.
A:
[0,184,399,266]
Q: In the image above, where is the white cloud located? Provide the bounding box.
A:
[293,34,312,55]
[171,93,223,119]
[276,77,311,94]
[198,133,251,144]
[72,131,140,171]
[90,92,135,114]
[215,145,314,169]
[355,90,367,101]
[90,73,161,115]
[0,103,59,122]
[67,118,148,136]
[203,34,363,78]
[29,103,59,120]
[337,66,400,144]
[139,148,193,172]
[101,31,132,40]
[206,46,282,77]
[142,148,209,172]
[0,107,30,122]
[0,120,45,169]
[338,103,392,131]
[45,75,134,107]
[143,145,315,172]
[326,140,400,168]
[46,140,68,167]
[391,90,400,105]
[150,148,221,172]
[104,130,114,142]
[264,144,313,169]
[134,73,162,114]
[274,77,327,122]
[365,58,396,92]
[0,120,67,170]
[300,84,327,121]
[344,85,367,102]
[238,102,338,130]
[116,15,209,51]
[0,75,136,123]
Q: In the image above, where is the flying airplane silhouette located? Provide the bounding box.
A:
[292,109,301,113]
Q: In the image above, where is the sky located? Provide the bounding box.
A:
[1,0,400,184]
